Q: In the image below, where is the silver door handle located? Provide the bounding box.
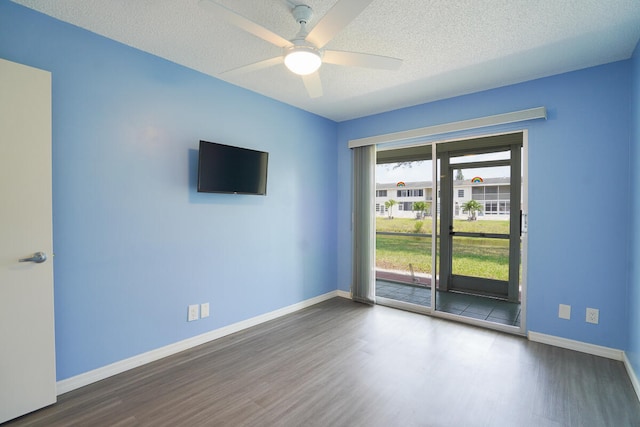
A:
[19,251,47,263]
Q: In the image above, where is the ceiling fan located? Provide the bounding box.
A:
[199,0,403,98]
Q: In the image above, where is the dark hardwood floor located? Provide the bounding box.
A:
[5,297,640,427]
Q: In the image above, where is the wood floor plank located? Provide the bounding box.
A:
[4,298,640,427]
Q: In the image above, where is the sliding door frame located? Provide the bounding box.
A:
[350,107,544,335]
[374,129,529,335]
[439,143,521,302]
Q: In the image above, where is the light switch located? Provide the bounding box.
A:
[201,303,210,318]
[559,304,571,320]
[188,304,199,322]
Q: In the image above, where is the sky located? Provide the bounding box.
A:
[376,152,514,184]
[376,162,433,184]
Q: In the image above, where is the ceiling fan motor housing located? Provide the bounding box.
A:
[292,4,313,25]
[283,4,321,75]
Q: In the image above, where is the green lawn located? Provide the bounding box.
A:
[375,217,510,280]
[376,217,510,234]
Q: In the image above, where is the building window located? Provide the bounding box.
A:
[471,185,511,201]
[457,189,464,198]
[485,201,513,215]
[485,186,498,200]
[376,190,387,197]
[485,201,498,214]
[472,187,484,200]
[397,189,423,198]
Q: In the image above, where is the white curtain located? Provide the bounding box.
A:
[351,145,376,304]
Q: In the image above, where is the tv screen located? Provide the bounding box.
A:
[197,140,268,195]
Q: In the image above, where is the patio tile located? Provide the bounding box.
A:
[440,301,471,311]
[436,304,464,315]
[488,306,521,321]
[459,311,488,320]
[462,304,494,316]
[487,316,514,326]
[376,279,521,326]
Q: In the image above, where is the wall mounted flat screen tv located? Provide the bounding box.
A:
[197,140,269,195]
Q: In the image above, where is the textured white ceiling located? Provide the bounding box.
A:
[11,0,640,121]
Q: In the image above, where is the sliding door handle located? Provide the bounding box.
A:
[19,251,47,263]
[521,212,528,234]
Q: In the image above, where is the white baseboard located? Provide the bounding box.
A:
[528,331,624,360]
[337,289,351,299]
[57,290,339,395]
[623,352,640,402]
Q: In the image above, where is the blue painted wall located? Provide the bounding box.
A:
[338,61,633,350]
[2,0,638,384]
[0,2,338,380]
[629,42,640,377]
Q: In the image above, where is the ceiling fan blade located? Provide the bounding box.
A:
[302,72,323,98]
[305,0,374,48]
[220,56,283,77]
[323,50,402,70]
[199,0,291,48]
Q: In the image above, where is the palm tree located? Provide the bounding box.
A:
[384,199,397,219]
[412,201,427,219]
[461,199,483,220]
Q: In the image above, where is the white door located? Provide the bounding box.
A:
[0,58,56,423]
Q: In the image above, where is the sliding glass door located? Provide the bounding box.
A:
[374,148,434,311]
[435,142,522,327]
[374,132,525,330]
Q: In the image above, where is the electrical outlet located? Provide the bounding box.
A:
[558,304,571,320]
[188,304,199,322]
[586,308,599,324]
[201,302,210,318]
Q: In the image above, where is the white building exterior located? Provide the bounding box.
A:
[375,177,512,220]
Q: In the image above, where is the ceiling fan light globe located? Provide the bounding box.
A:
[284,48,321,76]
